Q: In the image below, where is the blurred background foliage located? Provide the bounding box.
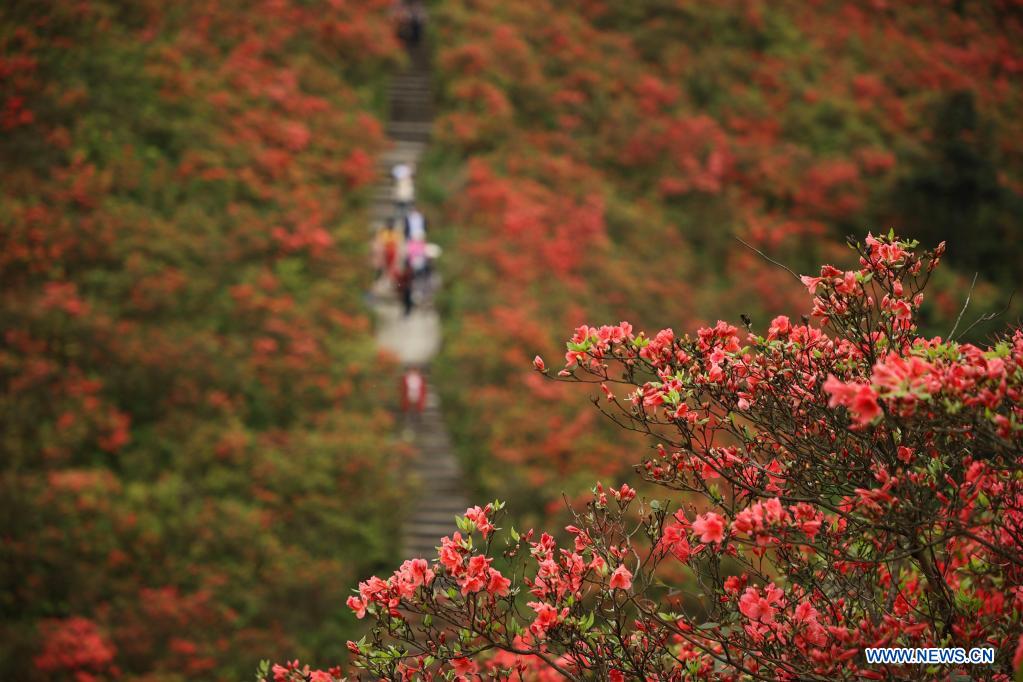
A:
[2,0,1022,678]
[1,0,409,678]
[421,0,1023,530]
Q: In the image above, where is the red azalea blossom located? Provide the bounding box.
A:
[609,565,633,591]
[692,512,726,544]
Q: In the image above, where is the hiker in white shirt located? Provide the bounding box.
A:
[404,208,426,241]
[392,163,415,213]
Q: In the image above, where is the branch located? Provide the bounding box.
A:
[734,237,802,282]
[954,290,1015,341]
[947,272,977,340]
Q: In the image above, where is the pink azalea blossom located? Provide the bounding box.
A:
[692,512,726,544]
[609,564,633,590]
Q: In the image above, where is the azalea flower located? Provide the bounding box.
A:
[692,512,726,544]
[609,564,633,590]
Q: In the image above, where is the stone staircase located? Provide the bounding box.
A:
[400,389,468,558]
[369,40,469,560]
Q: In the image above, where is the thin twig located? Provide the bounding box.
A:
[955,290,1016,341]
[734,237,802,282]
[947,272,978,340]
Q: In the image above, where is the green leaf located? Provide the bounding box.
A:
[579,611,595,631]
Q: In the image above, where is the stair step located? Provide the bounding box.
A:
[416,435,453,444]
[390,101,430,109]
[392,78,431,89]
[390,99,432,109]
[412,480,463,493]
[415,437,450,447]
[411,483,466,498]
[379,154,425,164]
[380,141,427,155]
[415,450,457,460]
[390,86,432,97]
[409,512,463,527]
[406,466,457,484]
[377,157,425,168]
[412,457,459,468]
[390,88,432,97]
[415,445,456,456]
[412,498,459,508]
[414,454,456,466]
[387,120,432,141]
[411,495,468,508]
[413,455,459,468]
[409,465,462,480]
[404,521,465,537]
[390,97,432,108]
[410,486,465,500]
[390,108,433,121]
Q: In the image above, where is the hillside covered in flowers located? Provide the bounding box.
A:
[1,0,406,678]
[4,0,1023,679]
[422,0,1023,524]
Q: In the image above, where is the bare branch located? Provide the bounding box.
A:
[734,237,802,282]
[947,272,978,340]
[955,290,1016,341]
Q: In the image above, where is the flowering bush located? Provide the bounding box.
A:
[277,236,1023,679]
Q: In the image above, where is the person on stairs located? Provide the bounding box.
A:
[399,365,427,435]
[408,1,427,48]
[400,208,427,300]
[406,233,427,278]
[404,206,426,241]
[378,221,403,287]
[400,366,427,413]
[393,0,426,49]
[392,163,415,214]
[395,260,414,317]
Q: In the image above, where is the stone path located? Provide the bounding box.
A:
[369,40,468,560]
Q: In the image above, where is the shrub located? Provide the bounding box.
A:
[275,235,1023,680]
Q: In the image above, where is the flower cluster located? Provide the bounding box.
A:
[346,507,514,621]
